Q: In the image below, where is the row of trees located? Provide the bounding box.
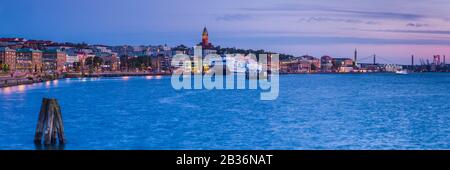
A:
[83,56,157,69]
[76,56,159,72]
[0,63,10,72]
[84,56,104,67]
[120,55,151,68]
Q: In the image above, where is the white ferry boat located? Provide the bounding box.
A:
[395,69,409,75]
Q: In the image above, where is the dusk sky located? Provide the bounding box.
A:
[1,0,450,64]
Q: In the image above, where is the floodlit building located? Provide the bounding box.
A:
[338,66,354,73]
[42,49,66,72]
[0,47,16,72]
[321,55,333,72]
[383,64,402,72]
[15,48,42,72]
[96,52,119,71]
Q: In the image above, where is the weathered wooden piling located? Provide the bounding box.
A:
[34,98,66,145]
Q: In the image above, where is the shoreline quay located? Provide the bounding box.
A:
[1,71,448,88]
[0,75,61,88]
[0,72,172,88]
[65,72,172,78]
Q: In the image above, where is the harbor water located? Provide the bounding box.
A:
[1,73,449,149]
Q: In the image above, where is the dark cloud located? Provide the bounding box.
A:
[223,35,450,45]
[298,17,379,25]
[371,29,450,35]
[242,5,423,21]
[406,23,429,27]
[328,9,423,20]
[216,14,252,21]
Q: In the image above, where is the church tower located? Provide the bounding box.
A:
[202,27,209,47]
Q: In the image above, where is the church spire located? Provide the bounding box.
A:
[203,27,208,35]
[202,26,209,47]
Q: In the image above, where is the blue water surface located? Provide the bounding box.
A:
[1,73,449,150]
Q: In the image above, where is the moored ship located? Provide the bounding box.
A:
[395,69,409,75]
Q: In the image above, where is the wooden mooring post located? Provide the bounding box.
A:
[34,98,66,145]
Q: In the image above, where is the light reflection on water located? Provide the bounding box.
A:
[1,87,12,95]
[17,85,26,92]
[0,77,110,95]
[45,81,51,88]
[1,82,52,95]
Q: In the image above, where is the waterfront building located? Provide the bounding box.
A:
[332,58,354,73]
[280,61,297,73]
[15,48,43,72]
[360,63,380,72]
[280,59,312,73]
[301,55,321,72]
[333,58,353,67]
[42,49,66,72]
[321,55,334,72]
[77,52,88,71]
[0,47,16,72]
[150,54,171,72]
[338,67,354,73]
[68,52,93,72]
[299,60,312,73]
[383,64,402,72]
[96,52,120,71]
[65,51,80,71]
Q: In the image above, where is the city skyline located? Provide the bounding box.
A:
[1,0,450,64]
